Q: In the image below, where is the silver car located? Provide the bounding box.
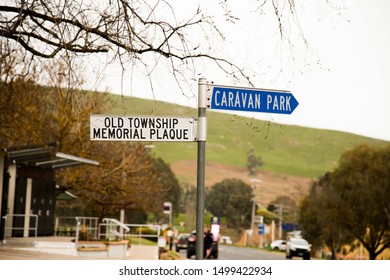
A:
[286,238,311,260]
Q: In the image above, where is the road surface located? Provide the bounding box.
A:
[180,245,286,260]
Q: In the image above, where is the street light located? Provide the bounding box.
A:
[274,204,288,239]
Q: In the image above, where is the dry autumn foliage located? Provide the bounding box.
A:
[1,52,177,220]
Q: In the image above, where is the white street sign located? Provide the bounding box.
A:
[254,215,264,224]
[90,115,197,142]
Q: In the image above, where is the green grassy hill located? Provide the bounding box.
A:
[109,94,388,178]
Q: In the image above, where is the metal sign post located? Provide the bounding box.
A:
[195,78,208,260]
[163,202,172,229]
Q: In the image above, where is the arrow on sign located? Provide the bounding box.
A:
[207,85,299,114]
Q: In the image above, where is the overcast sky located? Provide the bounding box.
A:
[95,0,390,141]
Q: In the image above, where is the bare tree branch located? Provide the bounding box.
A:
[0,0,253,87]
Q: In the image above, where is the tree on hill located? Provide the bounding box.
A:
[206,178,254,229]
[247,146,264,176]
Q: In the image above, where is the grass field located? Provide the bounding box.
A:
[108,94,388,178]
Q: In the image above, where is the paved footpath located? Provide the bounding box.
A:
[0,247,90,260]
[0,237,158,260]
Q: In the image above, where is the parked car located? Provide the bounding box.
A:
[186,231,218,259]
[270,239,287,251]
[285,238,311,260]
[175,233,190,252]
[219,235,233,245]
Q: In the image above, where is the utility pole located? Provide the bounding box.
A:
[250,197,256,246]
[279,206,283,239]
[249,178,261,246]
[275,204,284,239]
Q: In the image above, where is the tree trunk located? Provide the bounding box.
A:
[369,249,377,260]
[331,246,338,260]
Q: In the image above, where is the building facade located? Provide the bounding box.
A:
[0,145,98,241]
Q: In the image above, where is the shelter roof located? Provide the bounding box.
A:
[4,144,99,169]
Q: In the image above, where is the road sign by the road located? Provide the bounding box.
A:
[163,202,172,214]
[207,85,299,114]
[258,224,265,235]
[90,115,197,142]
[254,215,264,224]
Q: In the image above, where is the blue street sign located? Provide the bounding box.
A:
[208,85,299,114]
[258,224,265,235]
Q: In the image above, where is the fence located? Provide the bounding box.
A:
[75,217,161,245]
[54,216,78,236]
[74,216,99,247]
[2,214,161,247]
[98,218,130,241]
[1,214,38,244]
[122,224,161,245]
